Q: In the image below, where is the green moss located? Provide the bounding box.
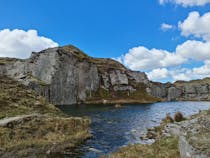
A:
[99,88,111,98]
[86,81,160,104]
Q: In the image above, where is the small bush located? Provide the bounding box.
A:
[163,113,174,123]
[174,112,184,122]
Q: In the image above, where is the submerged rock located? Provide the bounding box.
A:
[115,104,122,108]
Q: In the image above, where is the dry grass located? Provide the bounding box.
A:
[0,76,61,118]
[0,57,23,65]
[0,116,91,157]
[162,114,174,124]
[0,76,91,157]
[174,112,184,122]
[107,136,179,158]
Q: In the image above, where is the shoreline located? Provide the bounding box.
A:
[107,107,210,158]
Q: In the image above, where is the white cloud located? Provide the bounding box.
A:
[161,23,174,31]
[147,68,169,80]
[179,11,210,41]
[116,10,210,82]
[176,40,210,60]
[120,46,186,71]
[159,0,210,7]
[0,29,59,59]
[171,62,210,81]
[193,60,210,75]
[116,39,210,81]
[146,63,210,82]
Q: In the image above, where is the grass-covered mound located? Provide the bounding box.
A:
[107,136,179,158]
[0,76,91,157]
[0,76,60,118]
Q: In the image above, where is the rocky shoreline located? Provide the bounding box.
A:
[108,109,210,158]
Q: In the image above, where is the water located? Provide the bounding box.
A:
[57,101,210,158]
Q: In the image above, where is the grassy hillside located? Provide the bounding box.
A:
[0,76,91,157]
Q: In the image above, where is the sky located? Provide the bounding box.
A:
[0,0,210,82]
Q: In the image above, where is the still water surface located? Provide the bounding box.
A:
[58,101,210,158]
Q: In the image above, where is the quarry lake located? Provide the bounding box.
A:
[58,101,210,158]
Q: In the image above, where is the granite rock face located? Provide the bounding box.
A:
[0,45,153,105]
[174,79,210,101]
[162,110,210,158]
[146,78,210,101]
[1,45,210,104]
[0,46,100,104]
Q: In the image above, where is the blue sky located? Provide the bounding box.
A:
[0,0,210,82]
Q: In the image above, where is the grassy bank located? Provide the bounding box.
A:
[0,76,61,118]
[0,76,91,157]
[107,136,179,158]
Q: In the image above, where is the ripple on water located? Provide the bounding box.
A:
[58,101,210,158]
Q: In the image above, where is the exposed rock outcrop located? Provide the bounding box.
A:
[1,45,210,104]
[146,78,210,101]
[0,45,158,105]
[174,79,210,101]
[162,110,210,158]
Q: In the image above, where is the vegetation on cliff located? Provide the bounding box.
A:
[86,86,161,104]
[0,76,60,118]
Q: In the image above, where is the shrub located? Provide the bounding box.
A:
[163,113,174,123]
[174,112,184,122]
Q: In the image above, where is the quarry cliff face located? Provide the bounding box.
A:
[0,45,210,105]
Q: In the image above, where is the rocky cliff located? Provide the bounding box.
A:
[0,45,158,105]
[0,45,210,105]
[174,78,210,100]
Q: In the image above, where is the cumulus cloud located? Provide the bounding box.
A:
[178,11,210,41]
[176,40,210,60]
[147,68,169,80]
[193,60,210,76]
[116,39,210,81]
[0,29,59,59]
[147,62,210,82]
[161,23,174,31]
[120,46,186,71]
[115,9,210,82]
[159,0,210,7]
[170,62,210,81]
